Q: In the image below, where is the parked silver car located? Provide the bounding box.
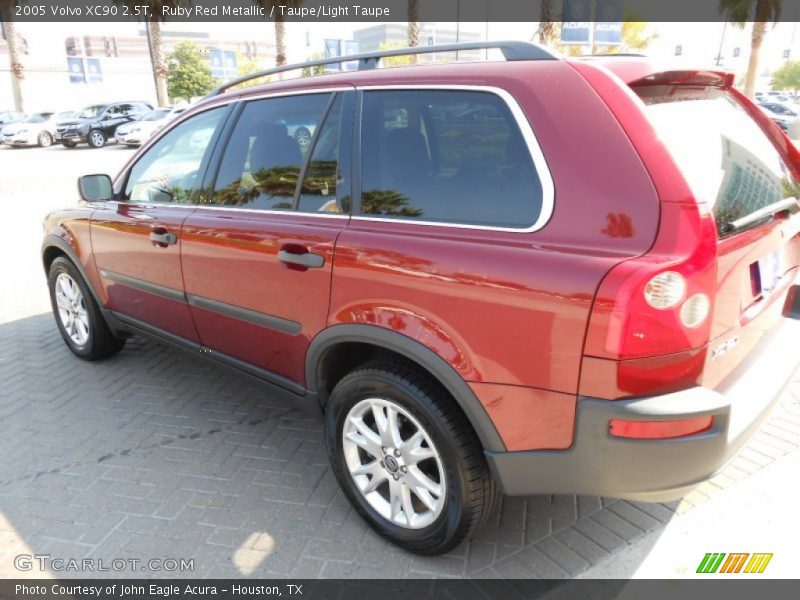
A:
[115,107,186,147]
[1,111,76,147]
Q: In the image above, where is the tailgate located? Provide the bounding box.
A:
[633,79,800,388]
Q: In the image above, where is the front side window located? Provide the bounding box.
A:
[639,86,800,237]
[209,94,331,210]
[26,113,53,123]
[359,90,544,229]
[78,105,106,119]
[123,107,226,204]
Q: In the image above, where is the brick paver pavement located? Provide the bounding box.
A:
[0,311,798,578]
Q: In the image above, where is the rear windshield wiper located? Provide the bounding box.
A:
[722,197,800,233]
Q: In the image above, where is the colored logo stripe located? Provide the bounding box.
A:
[720,553,749,573]
[697,553,726,573]
[697,552,772,574]
[744,553,773,573]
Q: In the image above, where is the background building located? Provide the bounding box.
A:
[0,21,274,111]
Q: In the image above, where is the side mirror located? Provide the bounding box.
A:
[78,174,113,202]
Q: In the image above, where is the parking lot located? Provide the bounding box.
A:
[1,143,799,579]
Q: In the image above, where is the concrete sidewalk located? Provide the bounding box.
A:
[581,400,800,579]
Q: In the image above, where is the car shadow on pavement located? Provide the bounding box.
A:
[0,313,679,579]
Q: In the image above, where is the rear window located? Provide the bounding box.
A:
[360,90,544,229]
[637,86,800,237]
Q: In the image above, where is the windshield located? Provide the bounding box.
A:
[78,105,106,119]
[25,113,52,123]
[638,86,800,237]
[141,109,170,122]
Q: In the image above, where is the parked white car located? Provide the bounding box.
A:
[115,107,185,147]
[1,111,76,147]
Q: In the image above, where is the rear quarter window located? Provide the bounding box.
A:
[360,89,548,230]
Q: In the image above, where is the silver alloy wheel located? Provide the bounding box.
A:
[54,273,90,346]
[342,397,446,529]
[38,132,53,147]
[295,127,312,147]
[90,131,104,147]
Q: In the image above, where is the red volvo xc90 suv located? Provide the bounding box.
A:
[42,42,800,554]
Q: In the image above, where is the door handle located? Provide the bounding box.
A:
[150,230,178,246]
[278,249,325,269]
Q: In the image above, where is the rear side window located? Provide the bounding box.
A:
[209,94,331,210]
[360,90,544,229]
[637,86,800,237]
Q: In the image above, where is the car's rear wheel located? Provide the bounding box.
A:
[88,130,106,148]
[325,359,499,555]
[38,131,53,147]
[48,257,125,360]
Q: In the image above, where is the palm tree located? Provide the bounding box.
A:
[257,1,302,69]
[115,1,180,106]
[537,0,556,47]
[719,0,783,98]
[0,0,24,110]
[146,16,169,105]
[407,0,420,47]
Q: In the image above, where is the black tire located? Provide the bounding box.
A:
[325,359,499,555]
[38,131,53,147]
[62,141,77,148]
[88,130,106,148]
[48,256,125,360]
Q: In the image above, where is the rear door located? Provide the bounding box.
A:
[92,105,230,340]
[636,83,800,385]
[180,89,354,389]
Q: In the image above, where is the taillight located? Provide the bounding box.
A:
[580,201,718,399]
[643,271,686,309]
[609,416,713,440]
[584,201,718,360]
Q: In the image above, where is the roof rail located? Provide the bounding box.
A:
[206,40,558,97]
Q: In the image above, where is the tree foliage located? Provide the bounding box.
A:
[719,0,783,97]
[771,60,800,91]
[378,42,415,67]
[166,41,215,102]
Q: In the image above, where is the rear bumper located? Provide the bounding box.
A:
[487,311,800,502]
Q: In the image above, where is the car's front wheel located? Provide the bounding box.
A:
[88,130,106,148]
[325,359,499,555]
[38,131,53,147]
[48,257,125,360]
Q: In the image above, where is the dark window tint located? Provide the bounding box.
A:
[297,94,347,213]
[360,90,543,229]
[123,107,225,204]
[638,86,800,237]
[209,94,330,210]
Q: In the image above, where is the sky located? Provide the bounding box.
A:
[11,20,800,78]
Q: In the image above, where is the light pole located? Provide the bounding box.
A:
[716,21,728,67]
